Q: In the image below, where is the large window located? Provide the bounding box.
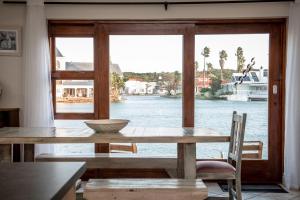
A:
[51,37,96,154]
[49,20,285,182]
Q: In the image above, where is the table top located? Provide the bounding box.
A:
[0,162,86,200]
[0,127,230,144]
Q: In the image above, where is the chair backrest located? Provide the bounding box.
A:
[228,111,247,173]
[242,141,263,159]
[109,143,137,153]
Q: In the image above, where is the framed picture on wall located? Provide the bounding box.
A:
[0,27,21,56]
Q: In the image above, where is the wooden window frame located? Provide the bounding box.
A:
[49,24,98,119]
[48,19,286,184]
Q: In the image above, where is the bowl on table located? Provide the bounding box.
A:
[84,119,130,133]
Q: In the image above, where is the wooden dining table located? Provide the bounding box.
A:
[0,126,230,179]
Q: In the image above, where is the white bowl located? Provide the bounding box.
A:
[84,119,130,133]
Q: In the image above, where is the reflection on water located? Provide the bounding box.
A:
[55,95,268,159]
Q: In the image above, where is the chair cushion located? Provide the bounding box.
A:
[196,161,236,174]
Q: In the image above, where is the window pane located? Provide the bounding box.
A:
[109,35,183,156]
[56,80,94,113]
[195,34,269,159]
[55,37,94,71]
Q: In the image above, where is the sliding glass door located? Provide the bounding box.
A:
[194,22,285,183]
[195,34,270,160]
[49,20,285,183]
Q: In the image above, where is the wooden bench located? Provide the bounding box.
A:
[83,179,208,200]
[36,153,177,169]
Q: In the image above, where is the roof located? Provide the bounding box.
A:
[66,62,93,71]
[62,80,93,86]
[111,63,122,75]
[65,62,122,75]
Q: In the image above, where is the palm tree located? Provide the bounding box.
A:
[206,62,213,77]
[219,50,228,81]
[235,47,246,73]
[194,61,199,93]
[194,61,199,75]
[201,46,210,87]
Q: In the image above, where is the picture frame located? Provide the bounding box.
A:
[0,27,21,56]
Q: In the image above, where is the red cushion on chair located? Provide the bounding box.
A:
[196,161,236,174]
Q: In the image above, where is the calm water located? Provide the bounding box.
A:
[55,96,268,159]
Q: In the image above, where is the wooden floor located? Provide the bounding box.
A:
[77,181,300,200]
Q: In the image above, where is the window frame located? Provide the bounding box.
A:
[48,19,286,184]
[49,24,99,119]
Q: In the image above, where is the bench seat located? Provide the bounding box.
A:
[83,179,208,200]
[36,153,177,169]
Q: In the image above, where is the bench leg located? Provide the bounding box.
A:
[177,143,196,179]
[0,144,12,163]
[24,144,35,162]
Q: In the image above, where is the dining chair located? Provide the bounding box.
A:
[242,141,263,159]
[196,111,247,200]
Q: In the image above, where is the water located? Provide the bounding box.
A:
[55,96,268,159]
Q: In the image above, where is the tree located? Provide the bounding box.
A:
[111,72,125,102]
[206,62,213,72]
[210,77,222,95]
[162,71,181,96]
[194,61,199,75]
[201,46,210,87]
[235,47,246,73]
[173,70,181,94]
[206,62,214,78]
[219,50,228,81]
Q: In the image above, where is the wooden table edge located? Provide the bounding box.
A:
[52,162,87,200]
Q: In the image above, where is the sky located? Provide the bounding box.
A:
[56,34,269,73]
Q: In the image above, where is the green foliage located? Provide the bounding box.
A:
[235,47,246,73]
[210,77,222,95]
[219,50,228,81]
[162,71,181,95]
[110,72,125,102]
[200,87,211,93]
[209,68,235,81]
[123,72,160,82]
[208,68,235,96]
[111,72,125,90]
[219,50,228,60]
[201,46,210,58]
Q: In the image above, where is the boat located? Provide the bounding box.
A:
[222,67,268,102]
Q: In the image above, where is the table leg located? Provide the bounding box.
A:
[62,185,76,200]
[0,144,13,163]
[13,144,21,162]
[24,144,35,162]
[177,143,196,179]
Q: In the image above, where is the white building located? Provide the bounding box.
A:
[55,49,122,98]
[125,80,157,95]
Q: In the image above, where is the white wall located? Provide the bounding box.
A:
[46,2,290,19]
[0,4,25,108]
[0,2,290,108]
